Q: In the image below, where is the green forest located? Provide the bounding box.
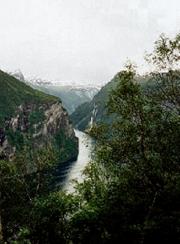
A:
[0,33,180,244]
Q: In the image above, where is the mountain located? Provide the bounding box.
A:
[0,70,78,166]
[9,69,25,82]
[70,74,155,131]
[70,74,118,131]
[29,79,99,114]
[10,71,99,114]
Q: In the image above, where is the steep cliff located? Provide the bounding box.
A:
[70,75,118,131]
[0,70,78,164]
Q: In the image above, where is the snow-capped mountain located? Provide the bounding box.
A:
[9,69,25,82]
[10,71,100,114]
[30,80,99,114]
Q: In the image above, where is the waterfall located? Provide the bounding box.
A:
[89,103,98,128]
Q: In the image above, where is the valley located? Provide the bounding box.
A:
[10,70,99,114]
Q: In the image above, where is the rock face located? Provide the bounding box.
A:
[0,70,78,164]
[0,102,78,162]
[70,75,118,131]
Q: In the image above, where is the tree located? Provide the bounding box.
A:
[0,145,57,243]
[146,33,180,113]
[71,34,180,243]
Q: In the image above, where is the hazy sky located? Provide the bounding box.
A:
[0,0,179,85]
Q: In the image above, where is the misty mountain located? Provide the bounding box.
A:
[30,81,99,114]
[70,74,118,130]
[9,70,25,82]
[10,71,99,114]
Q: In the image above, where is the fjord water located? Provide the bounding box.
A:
[54,130,93,192]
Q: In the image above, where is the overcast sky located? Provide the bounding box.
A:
[0,0,179,85]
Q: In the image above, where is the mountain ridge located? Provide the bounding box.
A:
[70,73,118,130]
[0,70,78,165]
[10,70,99,114]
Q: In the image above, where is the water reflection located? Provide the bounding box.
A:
[54,130,93,192]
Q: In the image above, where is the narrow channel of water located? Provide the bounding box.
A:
[54,130,93,192]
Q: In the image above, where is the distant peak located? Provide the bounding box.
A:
[9,69,25,82]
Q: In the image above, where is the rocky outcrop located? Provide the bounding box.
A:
[0,101,78,162]
[0,69,78,168]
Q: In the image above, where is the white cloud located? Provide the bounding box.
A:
[0,0,179,84]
